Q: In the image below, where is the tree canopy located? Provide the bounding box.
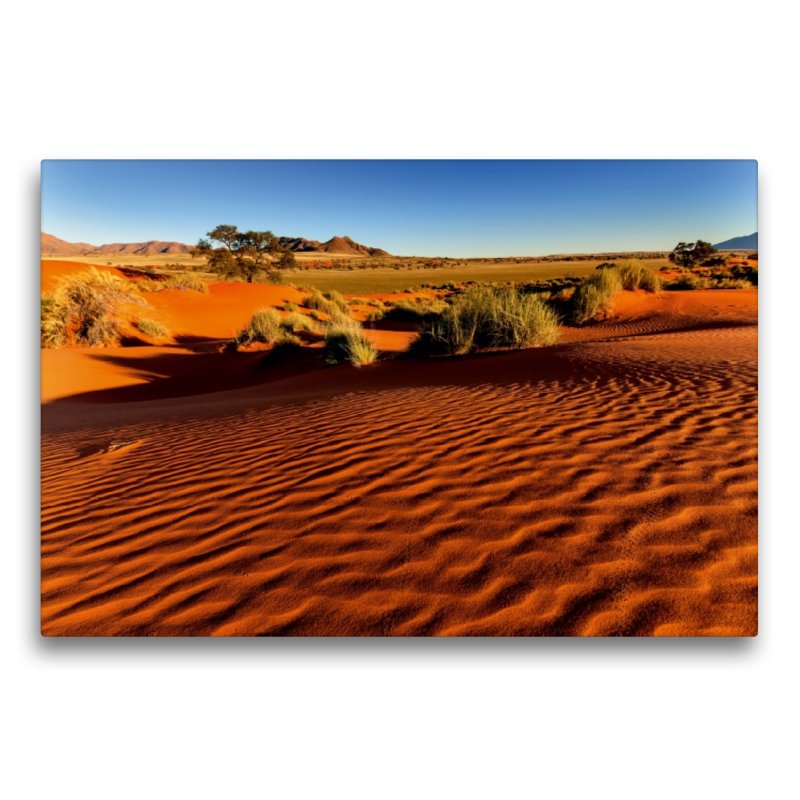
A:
[193,225,296,283]
[668,240,716,269]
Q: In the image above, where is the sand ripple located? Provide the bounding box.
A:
[41,303,757,636]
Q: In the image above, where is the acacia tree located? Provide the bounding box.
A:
[192,225,296,283]
[669,240,716,269]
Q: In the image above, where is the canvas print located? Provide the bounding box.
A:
[40,160,758,636]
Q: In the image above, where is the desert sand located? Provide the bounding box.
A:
[41,262,757,636]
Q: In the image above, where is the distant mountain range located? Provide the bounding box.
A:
[42,232,391,257]
[41,233,193,256]
[713,232,758,250]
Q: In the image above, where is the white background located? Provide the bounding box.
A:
[3,2,797,798]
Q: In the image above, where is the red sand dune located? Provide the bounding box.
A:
[147,282,308,340]
[41,260,128,291]
[40,262,757,636]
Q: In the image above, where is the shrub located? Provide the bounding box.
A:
[552,287,576,303]
[709,278,752,289]
[304,291,330,311]
[305,290,350,317]
[41,268,148,348]
[700,255,730,267]
[41,293,54,324]
[322,317,377,366]
[281,312,316,333]
[164,273,209,293]
[617,259,663,293]
[413,286,560,356]
[136,318,170,339]
[136,280,166,293]
[730,265,758,286]
[282,301,299,313]
[234,307,299,347]
[384,298,448,321]
[366,307,386,323]
[276,332,301,346]
[570,268,623,324]
[323,290,350,313]
[664,274,707,291]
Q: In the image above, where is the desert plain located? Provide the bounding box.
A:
[40,251,758,636]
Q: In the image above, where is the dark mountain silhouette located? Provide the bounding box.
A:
[278,237,323,252]
[280,235,390,256]
[713,232,758,250]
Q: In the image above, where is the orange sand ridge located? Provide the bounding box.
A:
[41,263,757,636]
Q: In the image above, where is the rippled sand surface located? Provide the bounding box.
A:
[41,290,757,636]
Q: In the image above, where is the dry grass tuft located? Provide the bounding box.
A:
[42,268,148,348]
[136,318,170,340]
[164,274,209,293]
[281,312,316,333]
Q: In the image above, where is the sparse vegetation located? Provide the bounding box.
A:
[665,274,706,290]
[709,278,752,289]
[234,307,300,347]
[135,280,168,293]
[164,274,209,293]
[41,268,148,348]
[41,293,54,324]
[617,259,662,293]
[136,318,170,339]
[304,290,351,317]
[323,290,350,314]
[322,316,378,366]
[570,267,623,324]
[412,286,560,356]
[281,312,316,333]
[384,298,448,321]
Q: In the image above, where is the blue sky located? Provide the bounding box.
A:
[41,160,757,256]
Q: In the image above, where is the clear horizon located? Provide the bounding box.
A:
[41,160,758,257]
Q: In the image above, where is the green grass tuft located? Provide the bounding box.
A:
[569,267,623,324]
[413,286,560,356]
[234,307,301,347]
[384,298,448,321]
[281,312,316,333]
[322,317,377,366]
[617,259,662,293]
